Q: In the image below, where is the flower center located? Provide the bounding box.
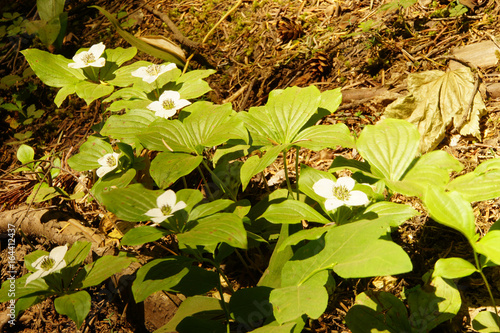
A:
[161,204,172,216]
[82,52,96,64]
[146,64,160,76]
[332,185,350,201]
[106,155,117,167]
[40,257,55,270]
[162,99,175,110]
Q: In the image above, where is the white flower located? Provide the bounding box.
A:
[147,90,191,119]
[131,63,177,84]
[145,190,187,225]
[25,245,67,286]
[68,42,106,69]
[313,177,369,211]
[96,152,120,178]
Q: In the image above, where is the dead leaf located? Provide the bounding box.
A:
[383,68,486,153]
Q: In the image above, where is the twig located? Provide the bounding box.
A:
[142,3,200,49]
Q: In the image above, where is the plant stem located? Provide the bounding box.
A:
[474,251,500,327]
[295,146,300,200]
[201,159,237,201]
[196,165,214,200]
[282,149,295,199]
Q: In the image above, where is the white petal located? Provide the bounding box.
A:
[324,198,345,211]
[159,90,180,102]
[171,200,187,213]
[143,75,157,84]
[32,255,49,270]
[49,245,68,263]
[345,190,369,206]
[155,108,177,119]
[50,259,67,273]
[336,177,355,191]
[313,178,335,199]
[145,208,163,218]
[174,99,191,110]
[162,63,177,73]
[25,270,44,286]
[89,42,106,58]
[68,62,85,69]
[157,190,177,208]
[89,57,106,68]
[72,52,88,64]
[96,165,115,178]
[147,101,164,113]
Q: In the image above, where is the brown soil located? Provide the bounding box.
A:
[1,0,500,332]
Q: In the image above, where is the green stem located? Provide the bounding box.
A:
[295,146,300,200]
[282,149,295,199]
[474,251,500,326]
[201,159,237,201]
[182,176,188,189]
[155,81,160,99]
[196,165,214,200]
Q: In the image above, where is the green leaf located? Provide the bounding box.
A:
[177,213,247,249]
[61,241,91,288]
[92,6,185,66]
[345,290,410,333]
[329,155,373,176]
[92,168,137,203]
[384,68,486,153]
[241,144,288,191]
[0,274,51,302]
[138,118,196,153]
[37,0,64,21]
[121,226,169,246]
[472,311,500,332]
[21,49,85,87]
[177,77,213,100]
[67,136,113,171]
[293,124,354,150]
[359,201,418,227]
[238,86,322,145]
[278,226,332,251]
[270,270,329,324]
[77,255,133,289]
[100,184,160,222]
[407,275,461,331]
[447,158,500,202]
[17,144,34,165]
[54,84,77,107]
[432,257,477,279]
[283,219,412,281]
[423,187,476,242]
[75,80,114,105]
[188,199,234,221]
[100,109,156,144]
[132,257,218,302]
[247,321,297,333]
[260,199,331,224]
[319,88,342,114]
[154,296,224,333]
[54,291,91,328]
[229,287,273,329]
[150,152,203,189]
[475,228,500,265]
[356,118,420,181]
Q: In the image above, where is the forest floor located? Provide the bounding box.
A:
[1,0,500,332]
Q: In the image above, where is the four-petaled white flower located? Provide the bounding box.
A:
[147,90,191,119]
[313,177,369,211]
[68,42,106,69]
[25,245,68,286]
[131,63,177,84]
[96,152,120,178]
[145,190,187,225]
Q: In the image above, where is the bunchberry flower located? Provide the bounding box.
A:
[313,177,369,211]
[68,42,106,69]
[131,63,177,83]
[145,190,186,225]
[96,152,120,178]
[25,245,67,286]
[147,90,191,119]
